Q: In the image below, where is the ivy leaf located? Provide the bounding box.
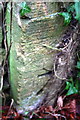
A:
[19,2,31,17]
[66,86,78,95]
[67,4,75,13]
[65,77,78,96]
[59,12,71,25]
[74,2,80,22]
[20,2,26,8]
[76,61,80,69]
[20,7,31,16]
[65,81,71,90]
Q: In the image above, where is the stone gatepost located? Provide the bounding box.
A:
[6,2,67,112]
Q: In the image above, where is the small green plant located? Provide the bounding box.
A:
[65,78,78,95]
[59,12,72,25]
[19,2,31,17]
[76,61,80,69]
[59,2,80,25]
[76,59,80,94]
[65,59,80,95]
[74,1,80,22]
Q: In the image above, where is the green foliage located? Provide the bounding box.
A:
[58,12,71,25]
[19,2,31,17]
[65,59,80,96]
[59,2,80,25]
[76,61,80,69]
[67,4,75,13]
[76,60,80,94]
[65,78,78,95]
[74,2,80,22]
[0,110,4,113]
[58,4,74,25]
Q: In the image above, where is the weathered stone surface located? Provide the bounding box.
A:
[7,2,67,111]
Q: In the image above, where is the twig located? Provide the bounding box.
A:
[1,2,8,56]
[53,38,73,80]
[53,62,66,80]
[30,112,41,119]
[0,68,4,91]
[0,42,12,92]
[7,99,14,116]
[61,38,73,51]
[42,44,62,52]
[77,53,80,61]
[46,111,67,120]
